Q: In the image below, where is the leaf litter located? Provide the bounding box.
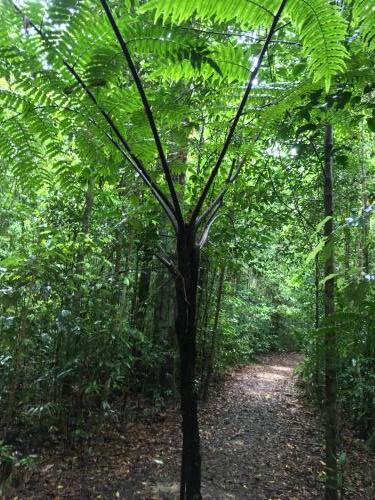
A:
[11,353,375,499]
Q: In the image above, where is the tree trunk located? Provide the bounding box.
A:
[175,223,201,500]
[132,242,152,392]
[323,123,338,500]
[130,245,140,323]
[152,233,176,391]
[343,226,350,278]
[314,255,321,390]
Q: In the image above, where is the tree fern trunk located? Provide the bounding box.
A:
[175,224,201,500]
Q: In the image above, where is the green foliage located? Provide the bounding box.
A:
[142,0,348,88]
[352,0,375,51]
[140,0,277,26]
[301,283,375,437]
[286,0,348,90]
[0,440,36,495]
[0,0,374,452]
[215,265,303,370]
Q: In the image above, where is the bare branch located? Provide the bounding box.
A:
[154,250,177,276]
[190,0,288,223]
[100,0,184,226]
[198,210,221,249]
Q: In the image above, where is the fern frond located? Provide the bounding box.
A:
[140,0,348,89]
[139,0,277,27]
[255,80,321,128]
[352,0,375,50]
[0,117,51,190]
[286,0,348,90]
[149,43,252,83]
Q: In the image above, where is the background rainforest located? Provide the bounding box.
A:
[0,0,374,498]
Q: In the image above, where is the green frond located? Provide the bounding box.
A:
[140,0,348,89]
[256,79,321,128]
[352,0,375,50]
[286,0,348,91]
[149,43,252,83]
[139,0,277,27]
[0,117,52,190]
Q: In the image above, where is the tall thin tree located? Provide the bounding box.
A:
[13,0,288,497]
[98,2,288,497]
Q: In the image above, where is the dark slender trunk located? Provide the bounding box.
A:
[323,123,338,500]
[343,226,350,278]
[132,243,152,392]
[175,223,201,500]
[62,178,95,436]
[314,255,321,390]
[152,236,176,391]
[130,245,140,323]
[112,229,124,305]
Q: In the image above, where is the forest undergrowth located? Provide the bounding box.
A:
[3,353,373,499]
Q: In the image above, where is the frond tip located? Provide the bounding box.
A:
[352,0,375,50]
[287,0,348,91]
[139,0,277,28]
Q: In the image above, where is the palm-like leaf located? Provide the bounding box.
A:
[141,0,348,88]
[352,0,375,50]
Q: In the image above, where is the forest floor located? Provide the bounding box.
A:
[9,352,375,499]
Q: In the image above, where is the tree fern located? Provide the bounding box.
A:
[0,0,355,193]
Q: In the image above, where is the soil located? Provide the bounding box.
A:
[6,352,375,499]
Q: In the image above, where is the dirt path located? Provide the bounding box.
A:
[15,353,375,499]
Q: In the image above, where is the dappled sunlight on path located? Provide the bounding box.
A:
[199,352,325,499]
